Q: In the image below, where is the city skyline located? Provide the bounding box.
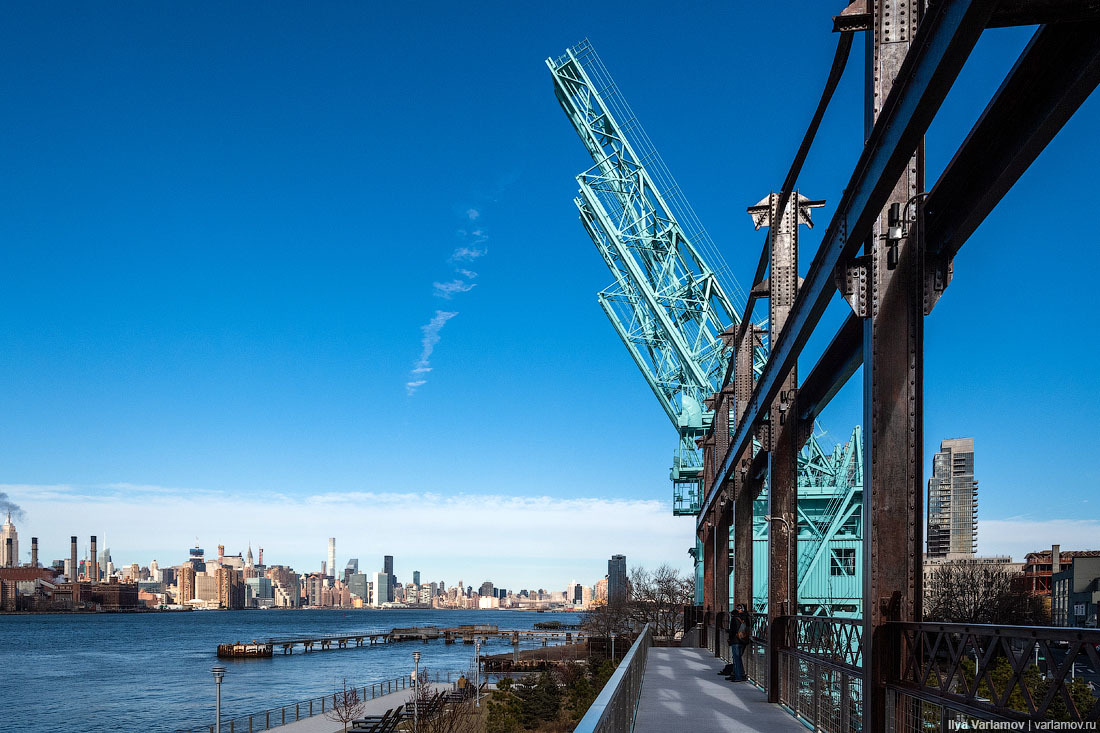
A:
[2,4,1099,586]
[0,487,654,589]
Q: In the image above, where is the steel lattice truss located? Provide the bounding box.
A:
[548,39,859,500]
[548,41,743,499]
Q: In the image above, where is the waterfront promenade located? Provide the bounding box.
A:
[262,683,450,733]
[633,648,804,733]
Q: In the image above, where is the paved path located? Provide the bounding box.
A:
[261,683,451,733]
[633,648,805,732]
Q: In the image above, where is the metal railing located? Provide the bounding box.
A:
[700,613,1100,732]
[176,671,454,733]
[573,623,653,733]
[887,622,1100,730]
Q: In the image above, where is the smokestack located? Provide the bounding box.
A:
[71,536,78,581]
[328,538,336,580]
[31,537,38,568]
[90,536,97,582]
[4,538,11,568]
[1052,544,1061,575]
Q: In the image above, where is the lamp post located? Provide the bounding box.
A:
[764,515,793,614]
[211,666,226,733]
[412,651,421,733]
[610,632,617,663]
[474,638,481,707]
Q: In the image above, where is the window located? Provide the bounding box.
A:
[830,548,856,576]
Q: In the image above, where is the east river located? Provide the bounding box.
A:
[2,608,578,732]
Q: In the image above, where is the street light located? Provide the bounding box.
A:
[211,666,226,733]
[412,651,421,733]
[764,515,792,614]
[474,638,481,707]
[610,632,617,663]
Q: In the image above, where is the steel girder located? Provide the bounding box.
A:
[701,0,995,528]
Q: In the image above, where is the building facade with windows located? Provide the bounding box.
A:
[608,554,627,606]
[1051,556,1100,627]
[927,438,978,559]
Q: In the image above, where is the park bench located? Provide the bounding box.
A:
[350,704,404,732]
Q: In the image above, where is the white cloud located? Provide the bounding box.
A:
[2,483,694,589]
[980,517,1100,560]
[407,310,459,394]
[466,208,480,221]
[456,269,478,280]
[432,280,477,299]
[449,246,487,262]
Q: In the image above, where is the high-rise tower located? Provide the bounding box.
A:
[327,538,335,581]
[0,513,17,568]
[927,438,979,558]
[608,554,627,606]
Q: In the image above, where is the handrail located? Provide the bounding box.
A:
[175,671,454,733]
[573,624,653,733]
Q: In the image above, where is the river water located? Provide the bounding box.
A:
[2,608,577,732]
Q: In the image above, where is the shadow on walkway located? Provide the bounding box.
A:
[633,648,805,733]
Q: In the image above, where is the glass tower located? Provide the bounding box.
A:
[926,438,978,558]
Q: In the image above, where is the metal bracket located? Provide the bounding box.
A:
[923,252,953,315]
[834,255,871,318]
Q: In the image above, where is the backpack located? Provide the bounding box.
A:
[736,618,750,643]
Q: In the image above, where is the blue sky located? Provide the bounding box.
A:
[1,3,1097,588]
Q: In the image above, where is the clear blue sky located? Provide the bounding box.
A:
[1,2,1097,586]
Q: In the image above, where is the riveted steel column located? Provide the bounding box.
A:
[732,323,756,613]
[862,2,925,730]
[758,191,801,702]
[701,517,715,651]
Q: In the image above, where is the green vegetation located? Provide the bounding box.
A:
[484,660,617,732]
[923,656,1096,723]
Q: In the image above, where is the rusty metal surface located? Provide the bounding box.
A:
[699,0,993,527]
[861,1,929,731]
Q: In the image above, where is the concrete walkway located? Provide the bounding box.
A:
[262,683,451,733]
[633,648,805,732]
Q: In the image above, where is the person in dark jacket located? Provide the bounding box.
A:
[726,603,751,682]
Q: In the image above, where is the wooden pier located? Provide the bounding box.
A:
[217,625,589,657]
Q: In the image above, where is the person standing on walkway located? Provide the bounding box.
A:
[726,603,751,682]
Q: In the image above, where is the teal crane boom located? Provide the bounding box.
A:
[547,40,745,514]
[547,40,865,615]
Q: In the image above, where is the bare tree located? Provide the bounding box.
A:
[626,564,694,640]
[582,563,694,642]
[324,678,368,733]
[925,561,1048,625]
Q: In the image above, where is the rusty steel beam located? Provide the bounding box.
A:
[924,20,1100,263]
[797,313,863,425]
[833,0,1100,32]
[699,0,994,529]
[724,32,854,378]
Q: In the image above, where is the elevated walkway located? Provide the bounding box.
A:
[633,648,804,733]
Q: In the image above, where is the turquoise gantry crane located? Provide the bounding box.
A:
[547,40,863,615]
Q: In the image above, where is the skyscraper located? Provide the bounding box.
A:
[0,513,18,568]
[608,554,627,606]
[344,558,359,584]
[373,571,390,606]
[926,437,979,559]
[327,538,336,580]
[383,555,394,598]
[412,570,421,587]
